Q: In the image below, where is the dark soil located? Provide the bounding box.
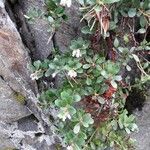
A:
[125,88,146,114]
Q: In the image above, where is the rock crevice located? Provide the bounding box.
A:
[0,0,58,149]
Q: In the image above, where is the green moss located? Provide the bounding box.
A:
[4,148,18,150]
[55,144,62,150]
[13,92,26,105]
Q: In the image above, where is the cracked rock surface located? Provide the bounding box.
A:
[0,0,57,149]
[0,0,82,149]
[131,91,150,150]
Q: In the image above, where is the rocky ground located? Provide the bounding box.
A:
[131,90,150,150]
[0,0,82,149]
[0,0,149,149]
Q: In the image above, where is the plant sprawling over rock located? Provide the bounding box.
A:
[30,0,149,149]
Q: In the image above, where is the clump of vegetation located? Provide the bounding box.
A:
[13,91,26,105]
[30,0,150,149]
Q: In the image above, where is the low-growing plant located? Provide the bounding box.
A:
[30,0,150,149]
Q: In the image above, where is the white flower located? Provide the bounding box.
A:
[30,70,42,80]
[52,72,57,78]
[67,145,74,150]
[58,108,71,121]
[68,70,77,78]
[30,72,38,80]
[60,0,72,7]
[72,49,82,58]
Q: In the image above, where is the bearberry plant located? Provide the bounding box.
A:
[30,0,150,149]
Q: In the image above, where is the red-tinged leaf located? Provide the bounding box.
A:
[103,85,117,99]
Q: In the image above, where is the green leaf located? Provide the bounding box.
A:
[45,0,57,11]
[74,94,81,102]
[78,0,84,5]
[94,5,102,13]
[82,122,89,128]
[96,76,103,83]
[109,21,117,30]
[143,0,149,9]
[143,62,149,69]
[132,54,140,62]
[111,80,117,88]
[74,144,81,150]
[120,10,128,17]
[118,119,123,129]
[114,38,119,47]
[118,47,124,53]
[83,64,91,69]
[86,0,96,5]
[97,96,105,104]
[77,68,83,74]
[80,132,87,140]
[126,65,132,71]
[137,28,146,34]
[36,71,43,79]
[55,99,67,107]
[85,56,92,63]
[140,16,147,27]
[125,128,131,134]
[109,63,120,74]
[128,8,136,17]
[101,70,107,78]
[49,63,55,69]
[82,113,94,126]
[132,0,140,8]
[90,142,96,150]
[81,26,92,34]
[86,78,92,85]
[131,123,138,132]
[47,16,54,23]
[93,54,99,62]
[73,123,80,134]
[99,84,108,94]
[103,0,120,4]
[114,75,122,81]
[60,90,72,100]
[45,68,53,77]
[111,120,118,130]
[28,64,36,71]
[123,34,129,43]
[76,63,82,69]
[33,60,41,70]
[68,106,76,115]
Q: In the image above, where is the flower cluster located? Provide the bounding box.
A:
[60,0,72,7]
[58,107,71,121]
[68,69,77,78]
[72,49,82,58]
[29,0,150,149]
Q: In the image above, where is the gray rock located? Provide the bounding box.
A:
[0,1,38,95]
[0,78,31,123]
[55,1,84,52]
[0,0,35,123]
[0,118,57,150]
[17,115,38,132]
[131,91,150,150]
[0,2,58,149]
[0,122,16,150]
[13,0,54,60]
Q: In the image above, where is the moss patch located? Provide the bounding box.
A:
[13,92,26,105]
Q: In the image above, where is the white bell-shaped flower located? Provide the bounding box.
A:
[60,0,72,7]
[68,70,77,78]
[72,49,82,58]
